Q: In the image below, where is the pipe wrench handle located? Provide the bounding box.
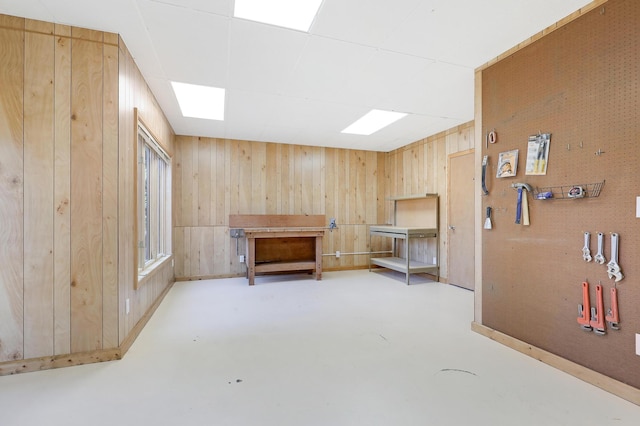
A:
[605,287,620,330]
[577,281,592,330]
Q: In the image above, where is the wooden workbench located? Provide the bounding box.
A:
[229,215,326,285]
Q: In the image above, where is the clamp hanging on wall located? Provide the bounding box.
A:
[481,155,489,195]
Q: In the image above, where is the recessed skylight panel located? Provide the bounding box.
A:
[171,82,225,121]
[341,109,408,136]
[234,0,323,32]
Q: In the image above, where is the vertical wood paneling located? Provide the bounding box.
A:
[237,140,252,213]
[70,38,103,352]
[189,227,199,276]
[23,30,55,359]
[252,142,266,214]
[197,137,211,226]
[0,26,25,362]
[337,149,347,225]
[118,40,135,340]
[364,151,376,225]
[0,17,175,369]
[102,42,119,349]
[292,145,301,214]
[215,139,226,224]
[265,143,278,214]
[324,148,336,221]
[281,144,293,214]
[356,150,366,224]
[213,227,228,273]
[189,137,199,225]
[54,33,71,355]
[180,136,194,225]
[315,147,324,215]
[225,140,236,219]
[209,140,218,224]
[172,124,473,279]
[301,146,313,214]
[173,133,183,227]
[173,226,185,278]
[376,152,385,223]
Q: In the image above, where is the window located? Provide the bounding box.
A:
[137,123,171,277]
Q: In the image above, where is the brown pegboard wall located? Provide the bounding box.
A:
[481,0,640,389]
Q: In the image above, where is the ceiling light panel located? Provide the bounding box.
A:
[171,82,225,121]
[342,109,408,136]
[233,0,323,32]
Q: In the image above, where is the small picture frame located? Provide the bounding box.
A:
[497,149,518,178]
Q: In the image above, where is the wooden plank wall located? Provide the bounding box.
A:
[0,15,25,362]
[386,121,475,282]
[117,38,175,345]
[173,139,386,279]
[0,14,175,368]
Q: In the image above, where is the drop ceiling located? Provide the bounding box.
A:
[1,0,593,151]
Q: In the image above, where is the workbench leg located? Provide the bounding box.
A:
[315,236,323,280]
[248,237,256,285]
[406,237,410,285]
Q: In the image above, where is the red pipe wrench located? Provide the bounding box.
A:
[589,284,606,335]
[605,287,620,330]
[577,281,591,331]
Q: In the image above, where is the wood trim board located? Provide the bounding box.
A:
[472,322,640,406]
[229,214,326,228]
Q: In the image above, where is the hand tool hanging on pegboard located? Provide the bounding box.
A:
[589,283,606,335]
[582,232,592,262]
[607,233,624,282]
[484,206,492,230]
[577,281,592,331]
[594,232,606,264]
[481,155,489,195]
[605,286,620,330]
[511,183,532,225]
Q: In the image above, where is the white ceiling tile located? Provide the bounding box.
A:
[312,0,424,47]
[143,0,233,16]
[137,0,230,85]
[341,50,436,109]
[228,19,309,93]
[0,0,52,22]
[382,0,597,67]
[284,35,377,102]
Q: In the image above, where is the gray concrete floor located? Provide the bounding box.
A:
[1,270,639,425]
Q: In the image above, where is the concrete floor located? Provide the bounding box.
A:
[1,270,639,425]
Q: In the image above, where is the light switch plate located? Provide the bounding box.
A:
[636,334,640,356]
[636,197,640,218]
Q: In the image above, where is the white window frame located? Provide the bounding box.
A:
[137,122,172,279]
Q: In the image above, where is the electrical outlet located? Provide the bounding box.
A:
[230,228,245,238]
[125,298,130,315]
[636,334,640,356]
[336,250,341,258]
[432,256,437,265]
[239,255,245,263]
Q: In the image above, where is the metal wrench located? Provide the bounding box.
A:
[605,287,620,330]
[589,283,606,335]
[594,232,606,264]
[582,232,592,262]
[577,281,592,331]
[607,233,624,282]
